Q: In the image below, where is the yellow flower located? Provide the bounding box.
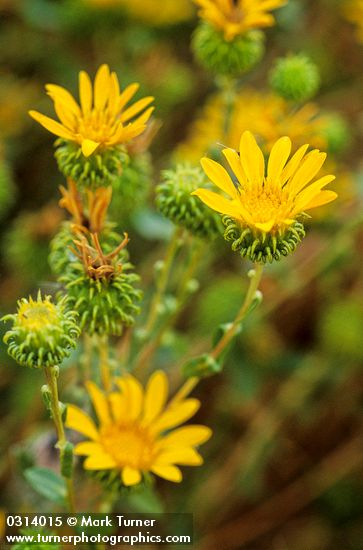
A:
[29,64,154,158]
[66,371,212,486]
[176,89,329,162]
[193,0,287,41]
[193,130,337,234]
[83,0,194,25]
[343,0,363,42]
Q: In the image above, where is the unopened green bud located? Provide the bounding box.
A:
[192,23,264,77]
[156,164,223,240]
[60,441,74,479]
[2,292,80,369]
[269,54,320,102]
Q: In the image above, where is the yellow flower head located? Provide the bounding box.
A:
[194,0,287,41]
[343,0,363,42]
[66,371,212,486]
[29,64,154,158]
[193,131,337,235]
[177,89,329,163]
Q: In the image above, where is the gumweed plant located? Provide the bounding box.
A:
[2,0,344,524]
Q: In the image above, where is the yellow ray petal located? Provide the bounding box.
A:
[222,148,247,187]
[155,448,203,466]
[117,83,140,112]
[192,189,243,220]
[254,220,275,232]
[151,399,201,434]
[52,99,76,131]
[280,144,309,184]
[108,71,121,115]
[86,381,111,425]
[294,175,336,212]
[81,139,100,157]
[74,442,104,456]
[158,425,212,449]
[116,375,144,420]
[142,370,169,425]
[303,190,338,211]
[201,157,237,197]
[94,64,110,110]
[65,404,99,441]
[121,97,154,123]
[29,111,75,141]
[151,465,182,483]
[239,131,265,185]
[45,84,81,117]
[289,151,327,194]
[109,391,128,422]
[79,70,93,114]
[267,136,291,182]
[84,453,117,470]
[122,467,142,486]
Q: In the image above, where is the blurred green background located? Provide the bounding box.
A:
[1,0,363,548]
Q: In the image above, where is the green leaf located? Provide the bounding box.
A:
[24,467,66,505]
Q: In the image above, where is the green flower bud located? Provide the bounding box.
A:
[321,113,350,154]
[109,153,152,223]
[55,139,129,190]
[269,54,320,102]
[223,216,306,264]
[58,231,142,336]
[156,164,223,240]
[2,292,80,369]
[192,22,264,77]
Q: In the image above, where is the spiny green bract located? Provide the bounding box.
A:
[156,164,223,240]
[192,22,264,77]
[2,293,80,369]
[55,139,129,190]
[269,54,320,102]
[223,216,306,264]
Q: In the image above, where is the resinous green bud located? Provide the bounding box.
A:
[269,54,320,102]
[192,22,265,77]
[55,139,129,190]
[2,292,80,369]
[156,164,223,240]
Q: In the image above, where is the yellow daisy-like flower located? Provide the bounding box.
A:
[29,64,154,158]
[66,371,212,486]
[193,131,337,235]
[343,0,363,43]
[194,0,287,41]
[176,89,329,163]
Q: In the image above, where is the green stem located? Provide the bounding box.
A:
[143,226,184,337]
[133,237,201,374]
[98,334,111,392]
[44,365,76,513]
[211,263,264,360]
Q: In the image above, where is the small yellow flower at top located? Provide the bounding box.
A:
[66,370,212,486]
[29,64,154,158]
[193,131,337,262]
[343,0,363,43]
[193,0,287,41]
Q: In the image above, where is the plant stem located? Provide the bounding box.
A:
[133,237,202,374]
[211,262,264,360]
[44,365,76,513]
[98,334,111,392]
[142,226,184,337]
